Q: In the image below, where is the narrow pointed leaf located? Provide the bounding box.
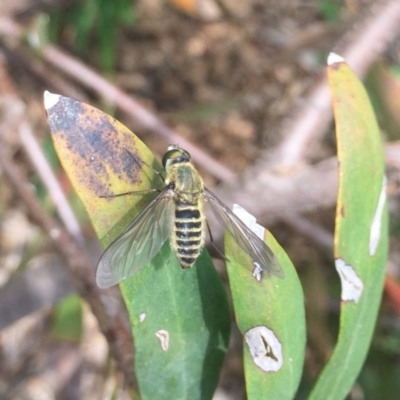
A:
[309,55,388,399]
[45,93,230,399]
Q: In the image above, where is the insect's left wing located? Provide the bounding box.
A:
[204,188,284,279]
[96,187,175,288]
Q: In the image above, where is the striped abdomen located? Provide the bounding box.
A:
[172,201,204,268]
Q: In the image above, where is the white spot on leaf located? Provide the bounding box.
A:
[369,176,387,256]
[244,326,283,372]
[155,330,169,351]
[252,262,263,282]
[335,258,364,303]
[139,313,146,323]
[43,91,61,110]
[327,52,345,65]
[233,204,265,240]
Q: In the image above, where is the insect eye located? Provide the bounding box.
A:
[162,149,178,167]
[181,150,191,160]
[162,147,191,167]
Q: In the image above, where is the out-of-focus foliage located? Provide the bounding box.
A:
[366,62,400,141]
[318,0,342,23]
[50,294,83,342]
[47,0,136,76]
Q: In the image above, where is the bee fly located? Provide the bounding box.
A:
[96,145,284,288]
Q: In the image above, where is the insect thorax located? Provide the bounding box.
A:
[166,162,204,204]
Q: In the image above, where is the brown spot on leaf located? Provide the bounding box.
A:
[46,95,144,196]
[46,94,159,243]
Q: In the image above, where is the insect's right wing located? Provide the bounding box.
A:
[96,187,175,288]
[204,188,284,279]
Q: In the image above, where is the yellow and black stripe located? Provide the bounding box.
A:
[173,201,204,268]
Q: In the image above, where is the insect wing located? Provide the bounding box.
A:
[204,188,284,279]
[96,187,174,288]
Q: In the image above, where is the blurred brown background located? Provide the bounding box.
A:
[1,0,400,399]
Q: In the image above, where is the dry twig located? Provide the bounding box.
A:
[0,145,136,389]
[0,16,235,183]
[0,55,136,388]
[270,0,400,166]
[19,121,85,244]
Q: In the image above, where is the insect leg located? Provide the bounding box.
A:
[124,148,165,183]
[100,149,164,198]
[99,188,159,199]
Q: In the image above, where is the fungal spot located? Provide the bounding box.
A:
[139,313,146,323]
[90,156,95,162]
[244,326,283,372]
[155,330,170,351]
[327,52,345,66]
[43,91,61,110]
[252,262,263,282]
[335,258,364,303]
[233,204,265,240]
[261,336,278,362]
[369,176,387,256]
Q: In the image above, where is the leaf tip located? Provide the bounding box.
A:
[327,52,345,66]
[44,90,61,111]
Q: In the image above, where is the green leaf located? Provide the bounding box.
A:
[51,294,83,342]
[225,225,305,399]
[318,0,342,23]
[309,55,388,399]
[122,248,229,399]
[45,93,230,399]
